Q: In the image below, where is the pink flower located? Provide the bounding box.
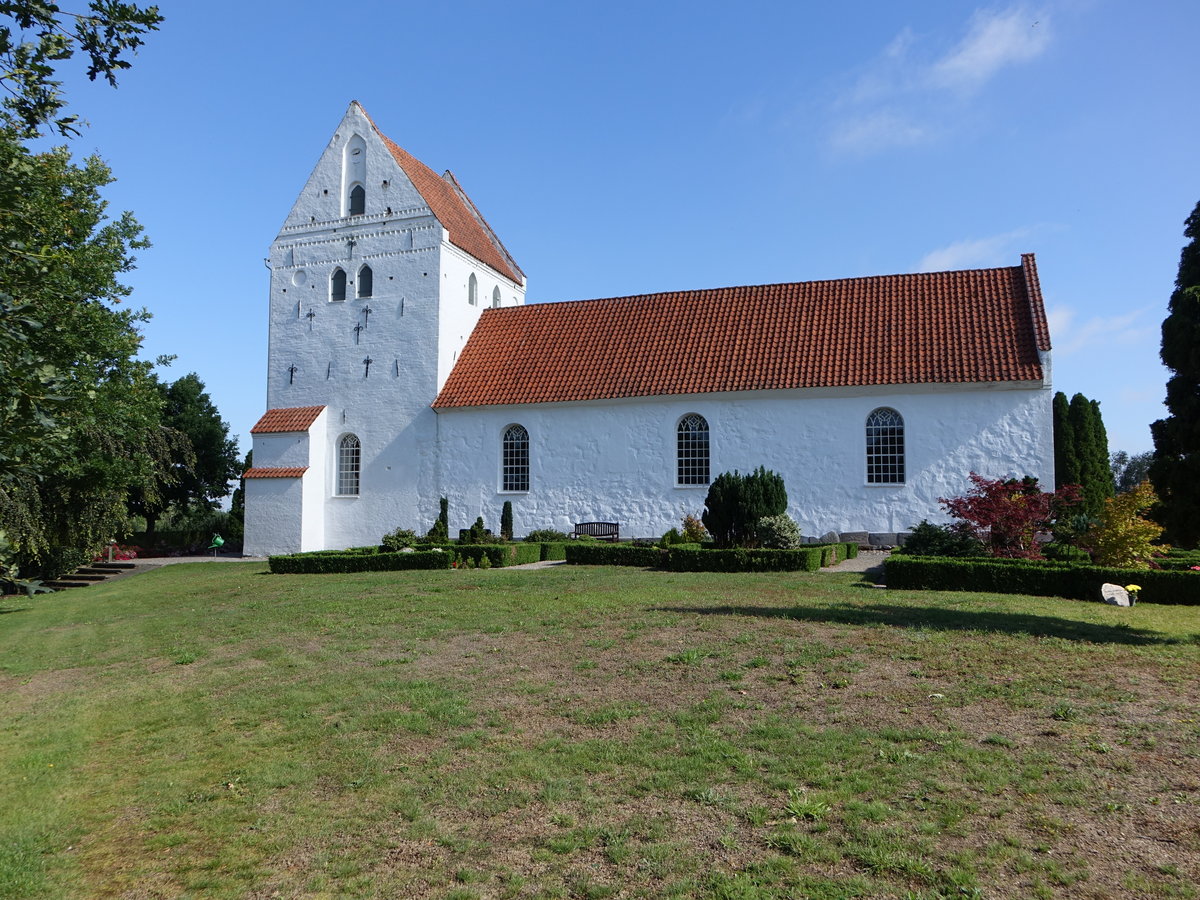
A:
[1191,565,1200,571]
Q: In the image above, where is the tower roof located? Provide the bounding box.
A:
[356,103,523,284]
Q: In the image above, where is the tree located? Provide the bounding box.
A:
[500,501,513,541]
[1052,391,1112,516]
[702,467,788,548]
[0,143,172,578]
[1150,200,1200,548]
[1083,481,1165,570]
[0,2,163,138]
[230,449,252,524]
[940,473,1081,559]
[1052,391,1078,488]
[1110,450,1154,495]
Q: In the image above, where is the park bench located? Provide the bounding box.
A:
[571,522,620,542]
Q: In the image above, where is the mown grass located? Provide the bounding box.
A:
[1,563,1198,898]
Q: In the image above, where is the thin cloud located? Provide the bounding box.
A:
[918,229,1033,271]
[930,8,1051,93]
[828,6,1051,155]
[1046,306,1156,356]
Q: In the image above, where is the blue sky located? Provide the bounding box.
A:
[47,0,1198,460]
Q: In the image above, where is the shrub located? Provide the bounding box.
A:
[500,501,513,541]
[565,544,663,567]
[681,514,709,543]
[659,527,685,548]
[427,497,449,542]
[538,542,568,561]
[269,549,451,574]
[702,467,788,548]
[757,514,803,549]
[666,547,822,573]
[895,520,983,558]
[524,529,569,542]
[381,527,420,551]
[1083,482,1166,569]
[883,555,1198,605]
[940,473,1082,559]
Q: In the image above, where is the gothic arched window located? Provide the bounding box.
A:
[468,273,478,306]
[330,268,347,302]
[349,184,365,215]
[677,414,710,485]
[866,408,905,484]
[492,286,502,308]
[357,264,373,299]
[337,433,361,496]
[502,424,529,492]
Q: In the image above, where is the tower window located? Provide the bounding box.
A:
[330,268,347,302]
[357,265,373,298]
[468,273,478,306]
[337,433,361,496]
[349,184,365,215]
[492,286,501,308]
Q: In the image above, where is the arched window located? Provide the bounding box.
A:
[502,424,529,492]
[337,434,361,496]
[468,273,478,306]
[330,268,347,302]
[357,264,373,298]
[866,408,904,484]
[349,184,365,215]
[676,414,710,485]
[492,286,502,308]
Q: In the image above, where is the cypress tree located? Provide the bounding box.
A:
[1052,391,1078,488]
[500,501,513,541]
[1150,200,1200,548]
[1066,393,1112,518]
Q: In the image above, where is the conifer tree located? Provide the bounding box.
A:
[1150,200,1200,547]
[1065,393,1114,518]
[1052,391,1078,488]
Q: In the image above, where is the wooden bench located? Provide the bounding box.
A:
[571,522,620,542]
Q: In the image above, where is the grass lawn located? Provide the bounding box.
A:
[1,563,1198,899]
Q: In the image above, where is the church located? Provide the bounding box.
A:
[243,102,1055,556]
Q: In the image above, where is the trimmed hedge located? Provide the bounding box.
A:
[666,547,823,572]
[808,542,859,566]
[539,542,568,561]
[883,556,1200,605]
[269,549,451,574]
[565,544,664,567]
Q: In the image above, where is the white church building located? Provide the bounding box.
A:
[243,102,1055,556]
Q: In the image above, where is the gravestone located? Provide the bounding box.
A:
[1100,583,1131,607]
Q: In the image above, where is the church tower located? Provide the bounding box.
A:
[244,102,525,555]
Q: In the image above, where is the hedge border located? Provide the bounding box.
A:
[883,556,1199,605]
[269,549,451,574]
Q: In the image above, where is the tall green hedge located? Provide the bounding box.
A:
[883,556,1199,605]
[565,544,664,567]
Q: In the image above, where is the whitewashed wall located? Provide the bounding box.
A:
[433,382,1055,539]
[250,104,527,553]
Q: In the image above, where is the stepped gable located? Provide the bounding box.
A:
[359,104,522,285]
[250,406,326,434]
[433,256,1051,409]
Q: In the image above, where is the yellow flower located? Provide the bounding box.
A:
[1124,584,1141,593]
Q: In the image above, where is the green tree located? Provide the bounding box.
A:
[1150,200,1200,548]
[0,143,169,577]
[1110,450,1154,494]
[702,467,788,548]
[500,500,513,541]
[1052,391,1078,488]
[230,449,252,524]
[0,1,162,138]
[1053,392,1113,518]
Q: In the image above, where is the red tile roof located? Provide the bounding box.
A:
[433,256,1051,409]
[250,406,326,434]
[359,104,523,285]
[243,467,309,479]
